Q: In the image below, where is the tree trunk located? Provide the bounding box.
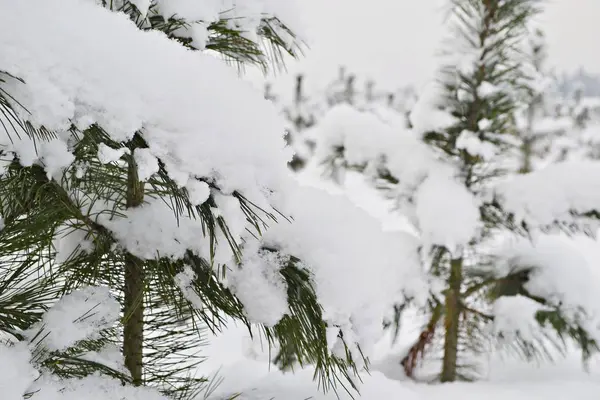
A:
[519,136,533,174]
[441,257,463,382]
[123,154,145,385]
[520,99,537,174]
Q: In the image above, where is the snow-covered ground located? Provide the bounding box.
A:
[198,320,600,399]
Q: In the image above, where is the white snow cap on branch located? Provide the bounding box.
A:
[0,0,292,200]
[415,170,481,254]
[25,286,120,352]
[493,162,600,229]
[260,183,429,354]
[492,234,600,342]
[492,295,548,343]
[89,0,306,49]
[409,81,458,136]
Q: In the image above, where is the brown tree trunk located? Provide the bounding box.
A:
[441,257,463,382]
[123,154,145,385]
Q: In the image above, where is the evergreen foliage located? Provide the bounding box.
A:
[0,1,358,398]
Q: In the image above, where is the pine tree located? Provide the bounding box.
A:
[307,0,600,383]
[0,1,367,397]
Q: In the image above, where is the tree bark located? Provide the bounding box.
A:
[441,257,463,382]
[123,154,145,385]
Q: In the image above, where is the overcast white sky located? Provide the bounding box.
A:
[263,0,600,92]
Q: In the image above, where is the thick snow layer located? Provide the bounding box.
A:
[153,0,307,49]
[0,343,38,400]
[415,170,480,254]
[492,295,548,343]
[25,286,120,352]
[259,181,429,354]
[493,162,600,229]
[296,166,414,233]
[456,130,497,160]
[409,82,457,136]
[491,233,600,342]
[30,374,169,400]
[0,0,291,201]
[228,249,290,327]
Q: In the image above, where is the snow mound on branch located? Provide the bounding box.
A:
[409,81,457,135]
[261,183,428,355]
[493,234,600,342]
[151,0,306,49]
[493,161,600,229]
[415,171,481,254]
[310,103,441,189]
[229,249,290,327]
[25,286,120,352]
[0,0,291,200]
[492,295,548,342]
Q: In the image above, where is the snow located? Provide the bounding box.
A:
[531,116,573,136]
[174,265,205,311]
[308,101,483,255]
[30,374,169,400]
[456,130,497,160]
[409,82,457,136]
[259,182,428,354]
[478,81,500,98]
[97,143,128,164]
[228,249,290,327]
[310,101,449,196]
[53,221,94,264]
[153,0,307,49]
[310,103,398,168]
[0,0,292,202]
[38,139,76,180]
[195,328,600,400]
[493,161,600,229]
[133,148,159,182]
[415,171,481,254]
[492,295,548,343]
[3,0,600,399]
[0,0,425,351]
[492,233,600,342]
[96,198,208,260]
[25,286,119,352]
[478,118,492,131]
[0,343,38,400]
[0,287,169,400]
[80,343,128,376]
